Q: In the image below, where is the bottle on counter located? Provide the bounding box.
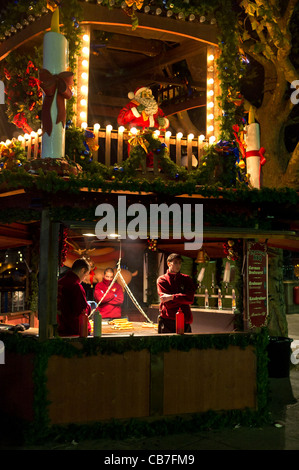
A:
[204,288,209,308]
[176,307,184,334]
[94,311,102,337]
[79,309,89,338]
[218,288,222,310]
[232,288,236,310]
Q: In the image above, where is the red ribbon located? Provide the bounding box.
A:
[39,68,73,136]
[232,124,246,159]
[245,147,266,166]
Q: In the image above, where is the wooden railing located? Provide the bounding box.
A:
[13,126,208,171]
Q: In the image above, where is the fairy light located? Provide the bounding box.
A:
[206,46,215,144]
[77,27,90,128]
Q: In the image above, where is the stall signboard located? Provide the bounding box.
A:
[246,241,268,328]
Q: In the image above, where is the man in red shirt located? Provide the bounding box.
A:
[57,258,91,336]
[94,268,124,319]
[157,253,195,333]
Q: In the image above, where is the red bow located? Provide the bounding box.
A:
[39,68,73,136]
[246,147,266,166]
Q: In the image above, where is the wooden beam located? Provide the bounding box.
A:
[93,33,163,57]
[82,4,218,45]
[0,14,50,61]
[38,209,59,341]
[106,41,207,86]
[161,95,206,116]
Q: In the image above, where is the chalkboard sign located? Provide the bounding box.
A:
[246,241,268,328]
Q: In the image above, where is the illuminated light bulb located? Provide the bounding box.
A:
[188,133,194,140]
[81,122,88,129]
[207,78,214,85]
[208,125,214,132]
[208,54,214,61]
[207,101,214,108]
[82,59,88,68]
[24,133,30,140]
[199,134,205,141]
[37,128,42,135]
[177,132,183,139]
[81,85,88,94]
[81,72,88,80]
[18,135,24,142]
[83,34,89,42]
[80,111,87,119]
[165,131,172,138]
[207,90,214,96]
[5,139,11,145]
[30,131,36,137]
[118,126,125,133]
[106,124,113,131]
[80,99,87,106]
[208,114,214,120]
[130,127,138,135]
[209,136,216,143]
[82,46,89,55]
[154,130,160,137]
[94,123,100,130]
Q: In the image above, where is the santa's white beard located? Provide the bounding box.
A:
[138,96,158,116]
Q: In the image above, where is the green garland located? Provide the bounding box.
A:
[0,328,270,444]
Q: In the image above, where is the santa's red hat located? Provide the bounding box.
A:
[128,86,150,100]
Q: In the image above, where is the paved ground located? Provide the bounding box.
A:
[2,315,299,451]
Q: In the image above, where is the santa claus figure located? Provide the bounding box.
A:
[117,86,169,131]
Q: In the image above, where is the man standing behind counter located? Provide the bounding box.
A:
[57,258,91,336]
[157,253,196,333]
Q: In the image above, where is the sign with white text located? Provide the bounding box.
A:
[247,241,268,328]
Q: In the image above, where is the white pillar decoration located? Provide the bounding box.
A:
[41,8,69,159]
[244,122,266,189]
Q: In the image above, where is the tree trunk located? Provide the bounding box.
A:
[258,115,288,187]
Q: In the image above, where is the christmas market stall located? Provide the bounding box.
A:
[0,0,298,443]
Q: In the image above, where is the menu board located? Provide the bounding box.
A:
[247,241,268,328]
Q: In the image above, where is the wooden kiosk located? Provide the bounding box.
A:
[0,2,297,444]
